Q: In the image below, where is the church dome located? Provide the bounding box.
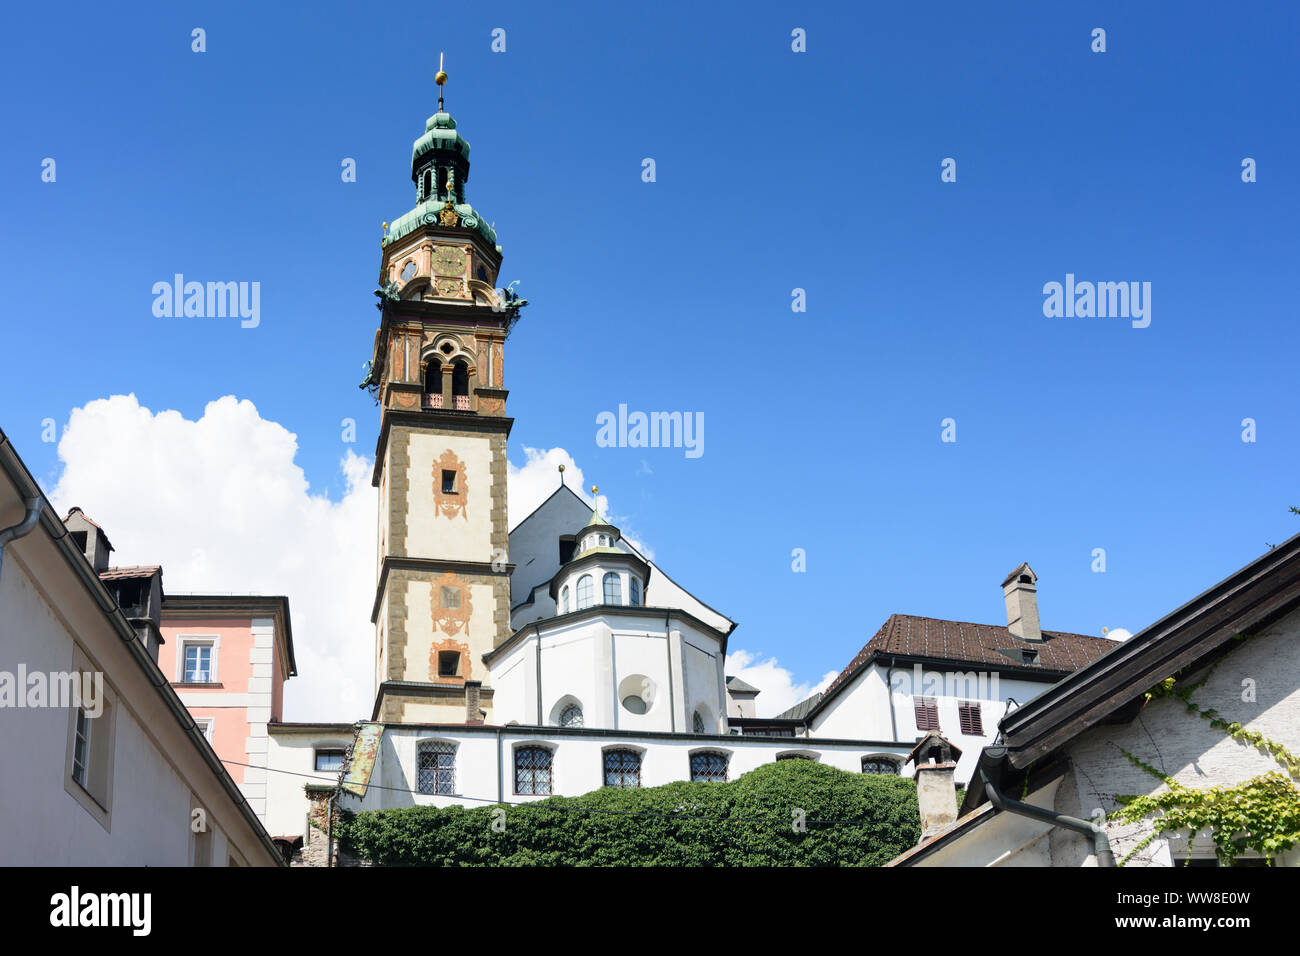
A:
[411,111,470,169]
[383,101,501,252]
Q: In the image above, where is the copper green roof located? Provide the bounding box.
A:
[383,109,501,252]
[411,111,469,167]
[383,198,499,249]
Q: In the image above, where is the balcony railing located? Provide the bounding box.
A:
[421,393,471,411]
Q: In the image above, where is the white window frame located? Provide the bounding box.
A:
[64,656,117,830]
[193,717,215,743]
[314,747,347,773]
[176,634,221,684]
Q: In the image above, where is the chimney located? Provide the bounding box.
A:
[63,507,113,573]
[464,680,482,723]
[907,732,963,841]
[1002,562,1041,642]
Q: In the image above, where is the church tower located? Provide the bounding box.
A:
[365,63,523,724]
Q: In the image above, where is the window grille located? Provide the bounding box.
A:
[603,749,641,788]
[515,746,552,795]
[690,751,728,782]
[418,741,456,795]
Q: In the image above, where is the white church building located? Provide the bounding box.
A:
[242,81,1121,855]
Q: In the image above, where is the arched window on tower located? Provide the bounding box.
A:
[602,572,621,605]
[422,169,432,202]
[629,576,642,606]
[423,361,442,409]
[559,585,569,614]
[452,360,470,410]
[575,574,594,610]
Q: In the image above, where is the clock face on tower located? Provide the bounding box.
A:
[432,247,466,277]
[436,278,462,298]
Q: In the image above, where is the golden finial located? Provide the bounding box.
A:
[381,221,389,231]
[591,484,598,496]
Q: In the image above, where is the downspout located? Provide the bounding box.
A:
[0,494,42,582]
[885,659,899,742]
[327,791,336,868]
[980,768,1115,867]
[664,610,676,733]
[535,632,542,725]
[496,727,504,805]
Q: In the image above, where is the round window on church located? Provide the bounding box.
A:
[621,695,647,715]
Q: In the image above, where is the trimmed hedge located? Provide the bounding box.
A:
[335,759,920,866]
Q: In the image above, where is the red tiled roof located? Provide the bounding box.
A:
[98,565,161,581]
[821,613,1119,700]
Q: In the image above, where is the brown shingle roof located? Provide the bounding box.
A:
[821,613,1118,700]
[98,565,162,581]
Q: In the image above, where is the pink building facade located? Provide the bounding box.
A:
[159,595,296,820]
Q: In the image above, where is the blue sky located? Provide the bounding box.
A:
[3,2,1298,708]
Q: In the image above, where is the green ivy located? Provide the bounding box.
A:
[1111,641,1300,866]
[334,760,920,867]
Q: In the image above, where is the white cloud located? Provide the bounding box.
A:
[45,400,657,722]
[1103,627,1133,642]
[507,445,593,529]
[724,649,839,719]
[49,394,377,722]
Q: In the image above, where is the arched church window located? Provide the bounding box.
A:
[514,746,552,795]
[559,585,569,614]
[629,576,642,606]
[576,574,593,609]
[692,710,706,734]
[602,572,621,605]
[422,169,432,200]
[603,749,641,788]
[690,751,728,783]
[417,740,456,795]
[559,703,583,728]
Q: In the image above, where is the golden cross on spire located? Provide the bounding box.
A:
[435,52,448,111]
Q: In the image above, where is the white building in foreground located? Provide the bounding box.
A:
[0,429,281,866]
